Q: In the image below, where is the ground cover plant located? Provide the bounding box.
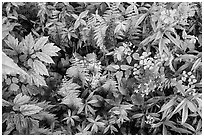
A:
[2,2,202,135]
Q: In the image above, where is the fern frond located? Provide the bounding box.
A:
[93,21,108,51]
[158,77,173,90]
[103,3,121,22]
[102,79,118,92]
[58,79,83,108]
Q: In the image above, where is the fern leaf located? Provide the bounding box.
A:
[93,21,108,50]
[102,79,118,92]
[58,79,82,108]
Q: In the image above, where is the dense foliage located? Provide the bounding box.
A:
[2,2,202,135]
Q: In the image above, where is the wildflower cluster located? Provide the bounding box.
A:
[135,79,157,97]
[145,115,155,125]
[114,42,133,61]
[133,52,156,78]
[181,71,197,88]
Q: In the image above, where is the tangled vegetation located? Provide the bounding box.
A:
[2,2,202,135]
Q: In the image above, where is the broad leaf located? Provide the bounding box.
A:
[34,37,48,51]
[2,52,27,76]
[36,52,54,63]
[29,70,47,87]
[33,59,49,76]
[23,33,35,54]
[20,104,43,116]
[115,71,123,84]
[42,43,61,56]
[13,93,30,106]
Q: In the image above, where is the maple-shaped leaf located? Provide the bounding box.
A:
[13,93,30,106]
[33,59,49,76]
[35,52,55,64]
[28,70,47,87]
[2,52,27,76]
[20,104,43,116]
[41,43,61,56]
[34,36,48,51]
[23,33,35,54]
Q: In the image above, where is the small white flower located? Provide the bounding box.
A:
[139,60,144,65]
[187,71,192,76]
[192,79,197,83]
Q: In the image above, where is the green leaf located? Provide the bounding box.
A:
[126,56,132,64]
[61,90,82,108]
[126,3,138,15]
[42,43,61,56]
[132,113,144,119]
[11,77,19,83]
[186,100,197,113]
[2,99,13,107]
[79,10,89,19]
[33,60,49,76]
[13,93,30,106]
[120,65,132,70]
[102,79,118,92]
[181,104,188,125]
[165,31,181,49]
[34,36,48,51]
[36,52,54,63]
[182,123,195,132]
[4,34,19,52]
[2,52,27,76]
[14,113,27,132]
[131,93,144,105]
[2,22,17,39]
[23,33,35,53]
[158,97,176,113]
[134,13,147,28]
[114,20,128,34]
[5,77,11,85]
[159,38,164,57]
[163,125,167,135]
[9,83,19,91]
[86,53,97,62]
[172,98,187,115]
[29,70,47,87]
[20,104,43,116]
[115,71,123,84]
[106,64,120,71]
